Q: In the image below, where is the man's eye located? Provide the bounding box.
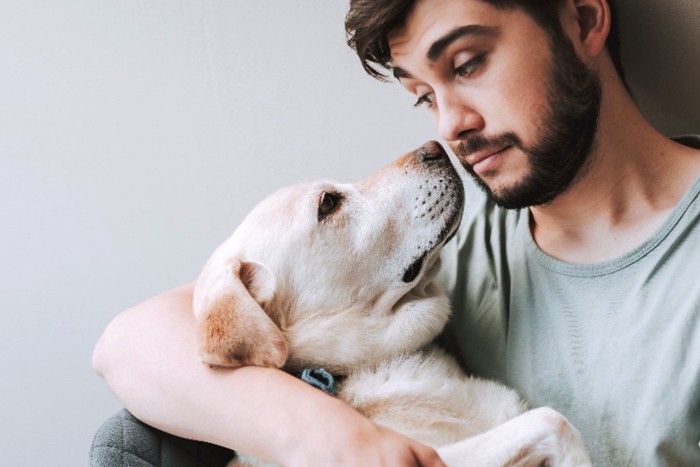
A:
[414,92,435,109]
[318,191,342,221]
[455,54,486,77]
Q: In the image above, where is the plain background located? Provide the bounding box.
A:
[1,1,698,465]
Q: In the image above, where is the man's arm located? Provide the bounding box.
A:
[92,283,444,466]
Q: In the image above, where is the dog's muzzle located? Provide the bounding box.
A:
[400,141,465,283]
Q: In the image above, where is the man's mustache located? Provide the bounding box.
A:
[456,132,521,159]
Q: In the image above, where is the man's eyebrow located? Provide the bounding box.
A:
[427,24,498,62]
[392,66,413,80]
[391,24,498,80]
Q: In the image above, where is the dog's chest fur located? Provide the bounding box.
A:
[337,345,527,448]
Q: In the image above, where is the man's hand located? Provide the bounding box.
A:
[282,394,445,467]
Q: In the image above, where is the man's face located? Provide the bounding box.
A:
[389,0,601,209]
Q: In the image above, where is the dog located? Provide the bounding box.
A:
[192,141,592,466]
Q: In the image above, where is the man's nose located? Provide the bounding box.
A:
[436,90,484,141]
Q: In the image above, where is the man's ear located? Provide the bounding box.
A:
[563,0,611,58]
[193,259,288,368]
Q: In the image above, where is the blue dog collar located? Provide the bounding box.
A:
[298,368,337,396]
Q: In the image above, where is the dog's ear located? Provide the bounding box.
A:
[194,259,288,369]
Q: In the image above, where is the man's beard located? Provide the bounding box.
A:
[457,35,602,210]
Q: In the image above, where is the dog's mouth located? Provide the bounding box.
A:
[401,254,426,283]
[398,147,465,284]
[400,213,462,284]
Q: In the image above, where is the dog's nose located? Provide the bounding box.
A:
[418,140,447,162]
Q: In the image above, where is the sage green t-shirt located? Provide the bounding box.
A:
[438,135,700,466]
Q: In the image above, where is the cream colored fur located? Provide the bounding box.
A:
[193,142,592,466]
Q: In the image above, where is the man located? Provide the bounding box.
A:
[345,0,700,464]
[93,0,700,465]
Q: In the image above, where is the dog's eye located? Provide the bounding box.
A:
[318,191,342,221]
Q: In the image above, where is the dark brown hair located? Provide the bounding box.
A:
[345,0,626,86]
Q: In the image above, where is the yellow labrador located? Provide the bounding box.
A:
[193,141,592,466]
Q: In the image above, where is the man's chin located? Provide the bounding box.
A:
[488,189,529,210]
[465,171,522,208]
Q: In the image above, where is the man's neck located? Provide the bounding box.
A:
[529,80,700,264]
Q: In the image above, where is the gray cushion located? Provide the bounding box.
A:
[90,409,234,467]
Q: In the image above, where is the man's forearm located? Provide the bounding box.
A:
[92,283,347,463]
[93,283,443,466]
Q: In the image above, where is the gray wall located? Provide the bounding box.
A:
[1,1,698,465]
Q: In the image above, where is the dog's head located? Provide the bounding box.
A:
[193,141,464,374]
